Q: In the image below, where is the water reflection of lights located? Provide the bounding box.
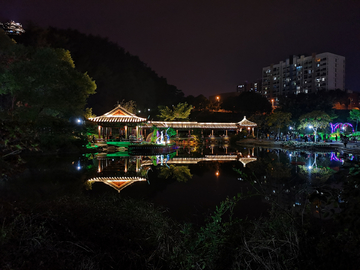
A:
[76,160,81,170]
[330,152,354,162]
[330,152,344,163]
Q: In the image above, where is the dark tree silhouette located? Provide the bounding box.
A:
[15,25,184,115]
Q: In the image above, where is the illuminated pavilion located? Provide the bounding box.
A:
[89,104,147,140]
[88,105,257,141]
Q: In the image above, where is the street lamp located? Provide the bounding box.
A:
[308,125,318,142]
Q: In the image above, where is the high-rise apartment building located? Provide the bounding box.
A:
[262,52,345,101]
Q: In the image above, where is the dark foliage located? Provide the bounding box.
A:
[222,92,272,116]
[276,90,348,122]
[15,25,184,115]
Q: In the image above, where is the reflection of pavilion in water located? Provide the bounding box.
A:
[87,155,149,193]
[86,150,257,192]
[87,176,147,193]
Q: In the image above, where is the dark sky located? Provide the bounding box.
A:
[1,0,360,97]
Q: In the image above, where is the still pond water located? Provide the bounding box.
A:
[2,144,354,223]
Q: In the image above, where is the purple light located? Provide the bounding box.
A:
[330,122,355,133]
[330,152,343,162]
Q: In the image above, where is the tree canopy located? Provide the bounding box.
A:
[277,90,346,122]
[0,31,96,120]
[266,111,292,137]
[349,109,360,132]
[158,102,193,121]
[298,110,333,142]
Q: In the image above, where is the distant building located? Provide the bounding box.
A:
[0,20,25,35]
[262,52,345,102]
[237,79,262,94]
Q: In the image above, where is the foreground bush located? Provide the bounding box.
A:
[1,173,360,270]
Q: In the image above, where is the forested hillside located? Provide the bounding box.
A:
[15,26,184,115]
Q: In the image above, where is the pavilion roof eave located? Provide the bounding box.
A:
[88,116,146,123]
[88,104,147,123]
[237,116,257,127]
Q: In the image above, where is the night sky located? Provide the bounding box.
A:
[1,0,360,97]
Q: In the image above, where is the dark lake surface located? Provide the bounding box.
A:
[1,144,354,223]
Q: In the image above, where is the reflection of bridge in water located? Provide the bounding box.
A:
[88,153,257,192]
[141,155,257,167]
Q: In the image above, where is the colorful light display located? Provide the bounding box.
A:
[330,123,355,133]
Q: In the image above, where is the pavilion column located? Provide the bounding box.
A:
[176,130,179,137]
[125,158,128,173]
[188,130,191,137]
[143,128,146,140]
[212,130,214,136]
[136,126,139,139]
[110,127,112,139]
[252,127,254,136]
[98,160,101,173]
[98,125,101,139]
[226,130,228,136]
[201,129,203,138]
[125,126,128,140]
[136,157,140,172]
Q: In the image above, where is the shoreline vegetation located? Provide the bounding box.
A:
[237,138,360,153]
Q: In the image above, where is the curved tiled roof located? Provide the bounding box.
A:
[88,105,147,123]
[237,116,257,127]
